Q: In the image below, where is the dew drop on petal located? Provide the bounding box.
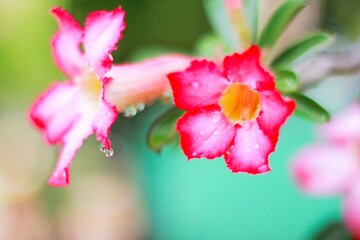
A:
[123,105,138,118]
[213,130,219,136]
[192,151,197,157]
[105,148,114,157]
[137,103,146,112]
[254,143,260,149]
[200,130,205,136]
[212,118,219,124]
[99,143,107,153]
[242,122,251,130]
[192,82,200,88]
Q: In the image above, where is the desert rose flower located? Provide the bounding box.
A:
[30,7,191,187]
[168,45,295,173]
[292,104,360,238]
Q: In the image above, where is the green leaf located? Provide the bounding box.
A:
[271,32,332,68]
[244,0,259,42]
[289,92,330,123]
[147,107,184,153]
[258,0,306,48]
[202,0,241,51]
[275,69,300,93]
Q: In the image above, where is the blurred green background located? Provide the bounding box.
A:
[1,0,359,239]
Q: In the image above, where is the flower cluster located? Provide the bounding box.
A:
[292,104,360,237]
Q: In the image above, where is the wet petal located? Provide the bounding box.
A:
[321,104,360,143]
[177,107,235,159]
[92,100,118,149]
[168,60,230,110]
[291,145,358,196]
[223,45,275,90]
[225,122,273,174]
[30,82,80,144]
[106,54,191,112]
[257,90,295,142]
[84,7,126,77]
[48,118,93,187]
[343,183,360,238]
[51,7,84,77]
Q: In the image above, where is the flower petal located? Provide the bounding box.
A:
[84,7,126,77]
[106,54,192,112]
[291,145,358,196]
[177,107,236,159]
[224,122,273,174]
[223,45,275,90]
[51,7,84,77]
[168,60,230,110]
[48,118,93,187]
[321,104,360,143]
[343,184,360,238]
[92,100,118,149]
[30,82,80,144]
[257,90,295,142]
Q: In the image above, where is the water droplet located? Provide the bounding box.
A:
[161,91,173,104]
[254,143,260,149]
[105,148,114,157]
[212,118,219,124]
[99,143,107,153]
[123,105,137,117]
[242,122,251,130]
[213,130,219,136]
[200,130,205,136]
[192,82,200,88]
[137,103,145,112]
[192,152,197,157]
[99,143,114,157]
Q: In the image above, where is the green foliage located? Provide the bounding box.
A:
[202,0,241,51]
[258,0,306,48]
[271,32,332,69]
[147,107,184,153]
[244,0,259,42]
[275,69,300,93]
[289,92,330,123]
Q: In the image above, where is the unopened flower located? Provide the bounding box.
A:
[30,7,191,187]
[168,45,295,173]
[292,104,360,238]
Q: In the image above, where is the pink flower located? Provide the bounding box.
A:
[292,104,360,238]
[168,45,295,173]
[30,7,191,187]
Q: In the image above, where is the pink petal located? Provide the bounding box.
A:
[84,7,126,77]
[343,183,360,238]
[106,54,192,112]
[321,104,360,144]
[92,100,118,149]
[291,145,358,196]
[30,82,80,144]
[224,121,273,174]
[223,45,275,90]
[48,118,93,187]
[51,7,84,77]
[168,60,230,110]
[177,107,236,159]
[257,90,295,142]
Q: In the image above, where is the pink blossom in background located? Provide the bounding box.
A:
[168,45,295,174]
[292,104,360,238]
[30,7,191,187]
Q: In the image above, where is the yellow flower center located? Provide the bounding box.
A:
[80,72,102,98]
[219,83,261,123]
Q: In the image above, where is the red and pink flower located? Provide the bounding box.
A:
[168,45,295,173]
[292,104,360,238]
[30,7,191,187]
